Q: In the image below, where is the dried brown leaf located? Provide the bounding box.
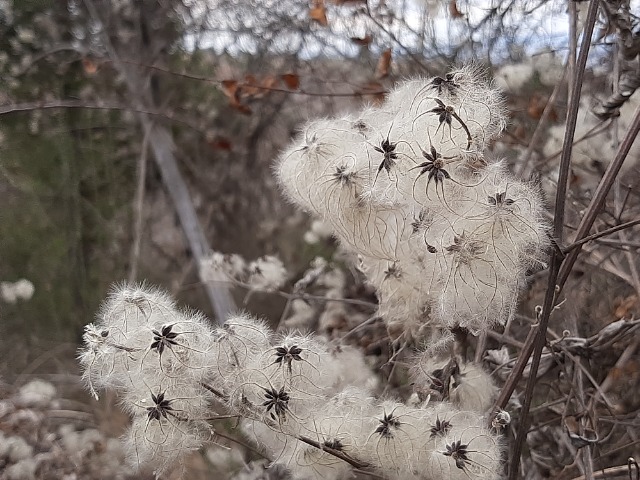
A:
[207,136,233,151]
[220,79,252,114]
[82,58,98,75]
[375,48,392,79]
[310,0,328,26]
[359,80,386,105]
[221,79,239,99]
[449,0,464,18]
[242,74,262,97]
[350,34,372,46]
[280,73,300,90]
[262,75,278,90]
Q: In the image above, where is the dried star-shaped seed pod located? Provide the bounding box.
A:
[411,145,453,196]
[374,411,402,439]
[430,417,452,438]
[146,392,174,422]
[151,324,180,355]
[443,439,471,470]
[431,73,460,95]
[373,137,399,182]
[262,386,290,421]
[488,191,515,208]
[273,345,303,373]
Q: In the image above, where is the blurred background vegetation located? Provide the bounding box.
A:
[1,0,639,478]
[0,0,572,363]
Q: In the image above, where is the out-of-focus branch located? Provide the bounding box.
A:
[0,100,207,133]
[128,125,151,283]
[593,0,640,120]
[82,0,236,323]
[507,0,601,477]
[108,59,389,98]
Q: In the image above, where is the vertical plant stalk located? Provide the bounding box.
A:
[507,0,600,477]
[128,125,151,283]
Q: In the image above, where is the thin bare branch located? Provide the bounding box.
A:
[558,104,640,290]
[508,1,601,477]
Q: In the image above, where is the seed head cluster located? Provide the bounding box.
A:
[276,65,547,335]
[79,282,502,479]
[78,68,535,479]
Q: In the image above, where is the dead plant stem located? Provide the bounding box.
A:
[508,1,600,477]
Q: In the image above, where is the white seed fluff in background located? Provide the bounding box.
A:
[276,66,548,336]
[0,278,35,303]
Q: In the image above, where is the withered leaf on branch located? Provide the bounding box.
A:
[358,80,387,105]
[310,0,328,26]
[221,79,239,99]
[262,75,278,90]
[207,136,233,151]
[350,34,373,46]
[449,0,464,18]
[280,73,300,90]
[82,58,98,75]
[241,74,278,99]
[242,74,262,97]
[220,79,252,115]
[375,48,392,79]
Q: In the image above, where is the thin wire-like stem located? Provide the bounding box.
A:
[0,100,205,132]
[490,323,538,416]
[297,435,370,470]
[212,430,269,460]
[128,125,151,283]
[563,218,640,252]
[557,104,640,289]
[110,59,389,98]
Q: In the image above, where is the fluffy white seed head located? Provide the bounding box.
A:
[81,276,508,479]
[450,363,497,414]
[358,401,427,478]
[199,251,247,283]
[208,313,272,384]
[96,282,177,341]
[0,278,35,303]
[79,285,219,403]
[123,309,216,391]
[276,67,546,337]
[247,255,288,292]
[410,353,496,413]
[124,414,209,477]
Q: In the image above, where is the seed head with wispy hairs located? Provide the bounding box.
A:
[276,65,548,335]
